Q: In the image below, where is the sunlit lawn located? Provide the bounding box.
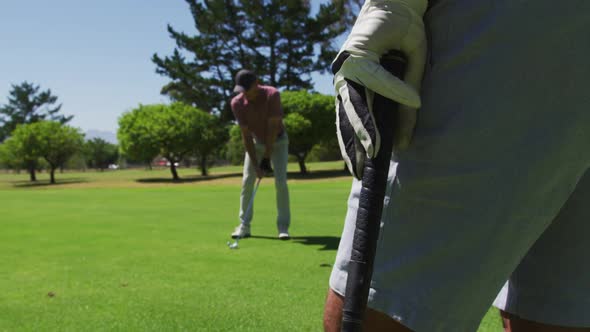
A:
[0,162,502,331]
[0,161,348,190]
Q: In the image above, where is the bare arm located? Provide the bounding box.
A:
[264,117,282,158]
[263,89,284,158]
[240,125,263,178]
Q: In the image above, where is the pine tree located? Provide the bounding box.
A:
[0,82,72,142]
[332,0,363,30]
[152,0,345,123]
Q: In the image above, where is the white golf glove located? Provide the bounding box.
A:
[332,0,427,179]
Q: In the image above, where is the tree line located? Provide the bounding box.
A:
[152,0,348,122]
[0,82,338,182]
[1,0,363,182]
[137,0,350,178]
[0,82,119,183]
[117,90,336,180]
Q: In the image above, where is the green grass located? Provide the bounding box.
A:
[0,161,348,190]
[0,162,502,331]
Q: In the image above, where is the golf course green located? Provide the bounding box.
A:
[0,162,502,331]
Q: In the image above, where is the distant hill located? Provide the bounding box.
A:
[85,130,117,144]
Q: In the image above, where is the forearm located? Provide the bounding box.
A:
[264,118,281,158]
[264,129,278,158]
[243,134,257,163]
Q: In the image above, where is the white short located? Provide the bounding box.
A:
[492,170,590,326]
[330,1,590,331]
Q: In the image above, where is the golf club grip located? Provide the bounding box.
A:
[341,51,407,332]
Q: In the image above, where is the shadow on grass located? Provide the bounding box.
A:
[287,169,348,180]
[136,168,348,184]
[136,172,242,184]
[12,178,89,188]
[249,235,340,251]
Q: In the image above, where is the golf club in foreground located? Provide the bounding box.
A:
[341,51,407,332]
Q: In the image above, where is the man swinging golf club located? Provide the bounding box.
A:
[230,69,291,240]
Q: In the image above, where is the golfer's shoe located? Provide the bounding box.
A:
[278,228,290,240]
[231,224,251,239]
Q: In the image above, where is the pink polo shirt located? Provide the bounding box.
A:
[231,85,285,143]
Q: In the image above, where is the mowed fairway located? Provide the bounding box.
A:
[0,162,502,331]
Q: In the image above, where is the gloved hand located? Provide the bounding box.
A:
[332,0,427,179]
[259,157,273,175]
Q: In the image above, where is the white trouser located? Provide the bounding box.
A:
[239,134,290,231]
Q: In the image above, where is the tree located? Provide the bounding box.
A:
[0,141,23,171]
[333,0,363,31]
[0,82,72,142]
[3,121,83,183]
[64,151,89,171]
[152,0,345,122]
[283,113,314,174]
[84,138,119,171]
[192,112,229,176]
[118,103,226,180]
[117,107,160,170]
[2,124,43,181]
[0,144,7,169]
[224,124,245,165]
[281,90,335,173]
[34,122,84,184]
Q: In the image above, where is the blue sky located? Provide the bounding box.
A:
[0,0,336,133]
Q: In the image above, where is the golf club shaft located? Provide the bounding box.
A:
[341,51,407,332]
[245,177,262,220]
